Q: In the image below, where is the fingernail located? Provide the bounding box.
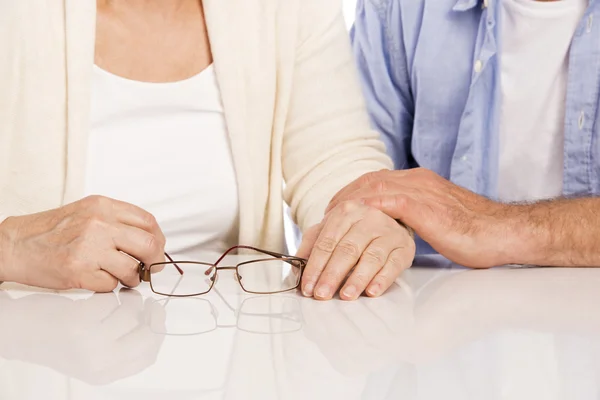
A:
[367,284,381,297]
[303,283,315,297]
[315,284,332,299]
[342,285,357,299]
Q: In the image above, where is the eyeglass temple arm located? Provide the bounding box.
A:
[164,253,184,275]
[139,252,184,282]
[213,245,298,266]
[203,246,307,277]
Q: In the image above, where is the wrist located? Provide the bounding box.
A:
[496,203,546,266]
[396,219,415,240]
[0,217,14,282]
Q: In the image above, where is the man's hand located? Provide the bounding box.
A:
[297,202,415,301]
[0,195,166,291]
[328,168,520,268]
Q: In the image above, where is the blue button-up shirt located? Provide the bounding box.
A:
[351,0,600,254]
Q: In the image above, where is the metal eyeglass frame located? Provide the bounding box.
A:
[138,245,307,297]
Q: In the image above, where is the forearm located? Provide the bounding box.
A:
[282,0,392,231]
[508,197,600,267]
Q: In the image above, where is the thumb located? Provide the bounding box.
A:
[295,223,324,259]
[363,194,417,228]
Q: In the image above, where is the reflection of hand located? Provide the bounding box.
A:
[0,289,165,385]
[297,202,415,301]
[300,284,413,376]
[302,267,600,375]
[411,267,600,361]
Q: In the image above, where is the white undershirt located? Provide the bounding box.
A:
[87,65,239,259]
[497,0,587,202]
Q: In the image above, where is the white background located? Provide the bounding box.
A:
[343,0,358,27]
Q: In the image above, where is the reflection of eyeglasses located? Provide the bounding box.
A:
[147,291,303,336]
[138,245,307,297]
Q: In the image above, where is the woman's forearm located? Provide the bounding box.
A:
[0,217,10,283]
[281,0,392,231]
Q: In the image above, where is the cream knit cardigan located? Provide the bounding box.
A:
[0,0,392,252]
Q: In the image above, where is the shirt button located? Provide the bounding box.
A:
[461,155,468,162]
[587,15,594,33]
[579,111,585,130]
[474,60,483,73]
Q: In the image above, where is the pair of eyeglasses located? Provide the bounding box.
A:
[138,245,307,297]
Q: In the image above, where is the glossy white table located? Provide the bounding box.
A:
[1,256,600,400]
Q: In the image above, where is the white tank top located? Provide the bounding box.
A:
[497,0,588,202]
[86,65,239,259]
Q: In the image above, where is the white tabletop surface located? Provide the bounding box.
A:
[1,255,600,400]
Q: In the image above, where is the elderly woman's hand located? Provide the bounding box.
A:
[0,195,166,292]
[296,201,415,301]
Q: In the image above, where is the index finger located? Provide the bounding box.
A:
[111,199,166,246]
[295,224,324,260]
[326,169,404,213]
[327,177,364,213]
[327,172,384,213]
[301,202,365,298]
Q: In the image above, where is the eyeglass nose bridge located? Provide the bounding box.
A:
[205,264,237,276]
[210,266,242,283]
[215,265,242,283]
